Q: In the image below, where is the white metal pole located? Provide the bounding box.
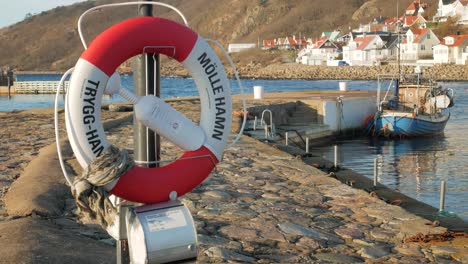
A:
[439,180,446,212]
[334,145,338,168]
[285,132,289,145]
[305,137,309,153]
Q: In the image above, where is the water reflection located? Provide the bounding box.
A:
[313,135,467,220]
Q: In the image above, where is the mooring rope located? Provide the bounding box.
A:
[72,145,134,227]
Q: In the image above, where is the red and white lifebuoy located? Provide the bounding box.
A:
[65,17,232,204]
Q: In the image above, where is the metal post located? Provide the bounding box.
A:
[121,1,160,263]
[439,180,446,212]
[7,76,11,99]
[334,145,338,168]
[305,137,309,153]
[285,132,288,145]
[377,77,381,110]
[253,116,257,130]
[117,204,130,264]
[133,2,160,168]
[373,158,378,186]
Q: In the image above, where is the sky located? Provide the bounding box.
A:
[0,0,86,28]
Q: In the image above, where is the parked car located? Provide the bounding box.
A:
[338,61,349,66]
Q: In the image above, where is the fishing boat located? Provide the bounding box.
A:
[364,66,454,137]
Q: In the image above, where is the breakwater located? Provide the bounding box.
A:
[161,63,468,81]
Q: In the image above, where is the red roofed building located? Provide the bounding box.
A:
[297,36,341,65]
[403,14,427,28]
[405,1,428,16]
[343,35,386,65]
[433,34,468,64]
[280,36,308,50]
[400,28,440,61]
[262,39,277,50]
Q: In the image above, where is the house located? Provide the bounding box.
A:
[342,35,386,66]
[403,14,427,28]
[228,43,256,53]
[321,31,341,41]
[298,36,342,65]
[434,0,468,25]
[405,1,428,16]
[400,28,440,61]
[380,34,401,61]
[433,34,468,64]
[279,36,307,50]
[262,39,277,50]
[370,24,397,32]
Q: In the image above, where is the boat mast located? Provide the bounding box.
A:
[397,0,400,81]
[395,0,401,103]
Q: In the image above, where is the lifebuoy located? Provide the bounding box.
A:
[65,17,232,204]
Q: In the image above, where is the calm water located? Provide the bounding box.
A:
[2,74,467,220]
[312,81,468,221]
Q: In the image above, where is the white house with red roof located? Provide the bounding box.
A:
[403,14,427,28]
[279,36,307,50]
[434,0,468,25]
[342,35,386,65]
[262,39,277,50]
[298,36,342,65]
[433,34,468,64]
[400,28,440,60]
[405,1,428,16]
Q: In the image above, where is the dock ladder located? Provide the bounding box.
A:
[260,109,276,140]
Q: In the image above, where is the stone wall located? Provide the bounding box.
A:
[161,62,468,81]
[232,64,468,81]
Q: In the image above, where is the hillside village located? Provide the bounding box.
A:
[230,0,468,66]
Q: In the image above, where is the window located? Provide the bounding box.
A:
[421,45,426,51]
[427,33,430,39]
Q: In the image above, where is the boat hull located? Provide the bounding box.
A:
[374,111,450,137]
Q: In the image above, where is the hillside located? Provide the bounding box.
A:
[0,0,453,71]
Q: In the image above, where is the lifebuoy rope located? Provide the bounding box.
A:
[73,145,133,227]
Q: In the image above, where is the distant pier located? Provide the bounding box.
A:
[0,81,69,95]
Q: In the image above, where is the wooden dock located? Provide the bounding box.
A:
[13,81,70,94]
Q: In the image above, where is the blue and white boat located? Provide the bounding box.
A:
[364,67,454,138]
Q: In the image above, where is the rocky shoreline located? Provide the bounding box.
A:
[12,63,468,81]
[0,100,467,263]
[160,62,468,81]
